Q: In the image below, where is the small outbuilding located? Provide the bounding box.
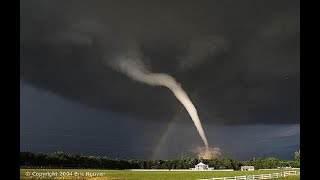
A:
[241,166,254,171]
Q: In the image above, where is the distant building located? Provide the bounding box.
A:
[190,162,214,170]
[241,166,254,171]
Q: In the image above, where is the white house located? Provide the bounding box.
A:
[241,166,254,171]
[190,162,214,170]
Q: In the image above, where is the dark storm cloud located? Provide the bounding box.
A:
[20,0,300,125]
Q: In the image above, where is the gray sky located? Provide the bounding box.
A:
[20,0,300,160]
[20,82,299,160]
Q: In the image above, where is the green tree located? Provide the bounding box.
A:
[251,158,264,169]
[263,157,280,169]
[294,150,300,162]
[220,158,232,169]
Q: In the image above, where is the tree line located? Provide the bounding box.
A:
[20,150,300,170]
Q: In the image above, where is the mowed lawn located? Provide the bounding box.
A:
[20,169,298,180]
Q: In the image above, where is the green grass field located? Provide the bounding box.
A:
[20,169,299,180]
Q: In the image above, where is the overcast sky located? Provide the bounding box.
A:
[20,0,300,160]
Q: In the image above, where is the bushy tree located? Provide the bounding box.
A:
[294,150,300,162]
[262,157,280,169]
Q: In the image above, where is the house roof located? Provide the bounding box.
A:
[196,162,206,166]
